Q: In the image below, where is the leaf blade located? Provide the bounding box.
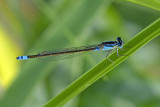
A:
[127,0,160,11]
[44,18,160,107]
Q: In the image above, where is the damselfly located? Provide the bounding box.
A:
[17,37,123,61]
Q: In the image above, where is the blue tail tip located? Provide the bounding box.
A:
[17,56,29,60]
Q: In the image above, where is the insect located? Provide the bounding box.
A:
[17,37,123,61]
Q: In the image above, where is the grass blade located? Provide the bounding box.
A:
[127,0,160,11]
[44,18,160,107]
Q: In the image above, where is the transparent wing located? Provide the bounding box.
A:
[33,44,113,61]
[37,44,100,61]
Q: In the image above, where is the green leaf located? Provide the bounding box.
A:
[44,18,160,107]
[127,0,160,11]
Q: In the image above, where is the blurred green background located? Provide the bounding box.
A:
[0,0,160,107]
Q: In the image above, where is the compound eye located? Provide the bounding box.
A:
[117,37,121,41]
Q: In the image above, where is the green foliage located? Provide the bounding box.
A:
[127,0,160,11]
[44,18,160,107]
[0,0,160,107]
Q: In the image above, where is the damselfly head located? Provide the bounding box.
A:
[117,37,123,48]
